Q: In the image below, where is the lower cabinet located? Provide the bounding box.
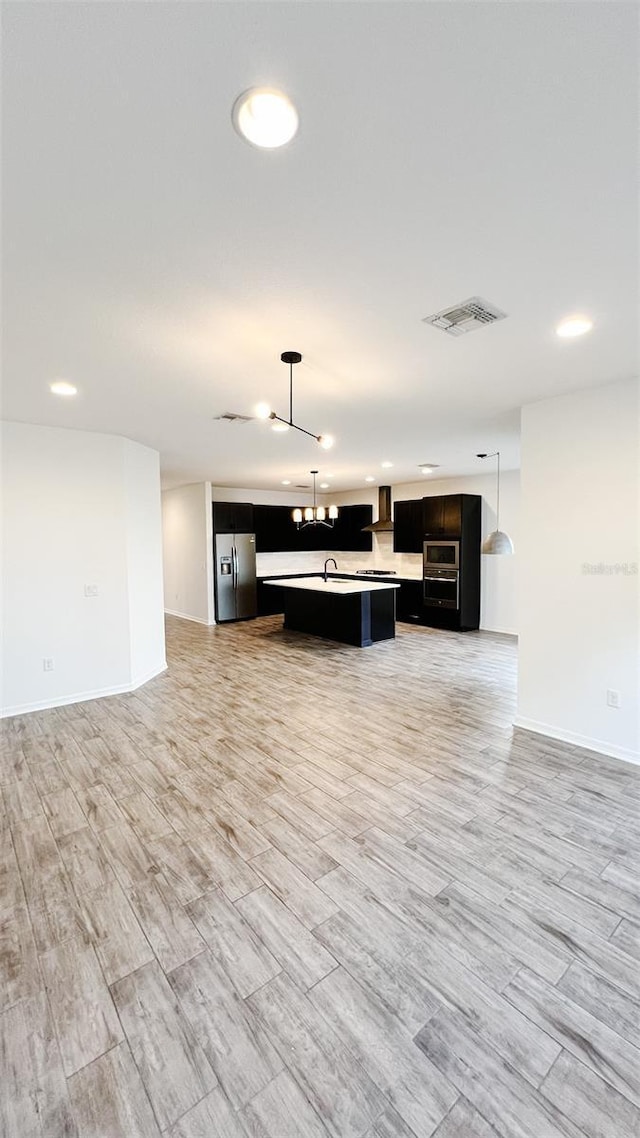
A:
[395,580,424,623]
[256,579,285,616]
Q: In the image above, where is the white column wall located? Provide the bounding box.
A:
[1,422,166,716]
[516,377,640,765]
[123,439,167,684]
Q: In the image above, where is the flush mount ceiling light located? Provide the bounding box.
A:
[556,315,593,339]
[476,452,514,555]
[292,471,338,529]
[49,381,77,397]
[258,351,335,449]
[381,461,394,469]
[281,480,291,485]
[232,87,299,149]
[365,476,375,482]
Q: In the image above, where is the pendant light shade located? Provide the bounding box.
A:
[477,451,514,556]
[482,530,514,555]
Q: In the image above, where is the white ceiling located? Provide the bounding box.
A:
[3,2,638,492]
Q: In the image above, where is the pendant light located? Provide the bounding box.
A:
[256,352,335,449]
[292,471,339,529]
[476,452,514,554]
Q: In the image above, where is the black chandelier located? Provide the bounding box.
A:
[258,352,335,450]
[292,471,338,528]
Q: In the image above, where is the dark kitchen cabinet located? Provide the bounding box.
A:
[254,506,296,552]
[423,494,464,537]
[212,501,254,533]
[254,503,372,553]
[331,505,373,552]
[393,499,424,553]
[395,580,424,623]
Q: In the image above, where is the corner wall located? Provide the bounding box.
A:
[1,422,167,716]
[162,483,214,624]
[516,377,640,765]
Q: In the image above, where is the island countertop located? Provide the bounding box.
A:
[264,576,401,596]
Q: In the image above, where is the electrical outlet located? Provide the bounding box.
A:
[606,689,621,709]
[84,584,99,597]
[43,658,54,672]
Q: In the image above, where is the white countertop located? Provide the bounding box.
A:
[264,576,401,595]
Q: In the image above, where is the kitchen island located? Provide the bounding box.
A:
[264,576,400,647]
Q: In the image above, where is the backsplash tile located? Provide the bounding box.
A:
[257,533,422,580]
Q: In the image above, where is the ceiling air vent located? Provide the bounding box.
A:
[212,411,253,423]
[422,297,507,337]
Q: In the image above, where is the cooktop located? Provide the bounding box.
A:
[355,569,397,576]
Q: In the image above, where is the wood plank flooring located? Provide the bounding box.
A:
[2,614,640,1137]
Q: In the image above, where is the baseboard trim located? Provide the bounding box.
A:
[1,660,168,719]
[164,609,215,626]
[513,716,640,768]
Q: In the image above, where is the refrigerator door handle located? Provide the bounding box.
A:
[232,544,238,589]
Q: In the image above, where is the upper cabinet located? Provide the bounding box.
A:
[393,499,424,553]
[331,504,374,552]
[212,501,254,533]
[394,494,476,552]
[254,503,373,553]
[423,493,463,536]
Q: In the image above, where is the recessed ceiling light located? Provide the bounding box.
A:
[319,482,329,489]
[232,87,299,149]
[365,476,375,482]
[420,466,433,475]
[556,315,593,339]
[49,381,77,397]
[381,461,394,469]
[281,480,291,485]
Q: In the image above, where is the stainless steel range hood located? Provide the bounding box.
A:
[362,486,393,533]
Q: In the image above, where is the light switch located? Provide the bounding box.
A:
[84,584,99,597]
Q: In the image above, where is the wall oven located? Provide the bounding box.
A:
[423,540,460,609]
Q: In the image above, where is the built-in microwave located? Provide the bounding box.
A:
[423,539,460,570]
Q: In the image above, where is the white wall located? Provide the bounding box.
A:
[124,440,167,683]
[211,485,313,506]
[1,422,166,716]
[517,377,640,765]
[325,471,520,634]
[162,483,214,624]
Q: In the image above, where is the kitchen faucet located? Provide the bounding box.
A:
[323,558,338,582]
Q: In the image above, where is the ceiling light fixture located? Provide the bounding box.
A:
[50,381,77,397]
[365,476,375,483]
[292,471,338,529]
[556,315,593,339]
[319,482,329,489]
[381,461,394,469]
[260,351,335,449]
[232,87,299,149]
[476,452,514,555]
[420,467,433,475]
[281,480,291,486]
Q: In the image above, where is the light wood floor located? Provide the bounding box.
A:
[2,615,640,1138]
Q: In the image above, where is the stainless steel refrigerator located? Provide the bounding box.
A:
[214,533,257,622]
